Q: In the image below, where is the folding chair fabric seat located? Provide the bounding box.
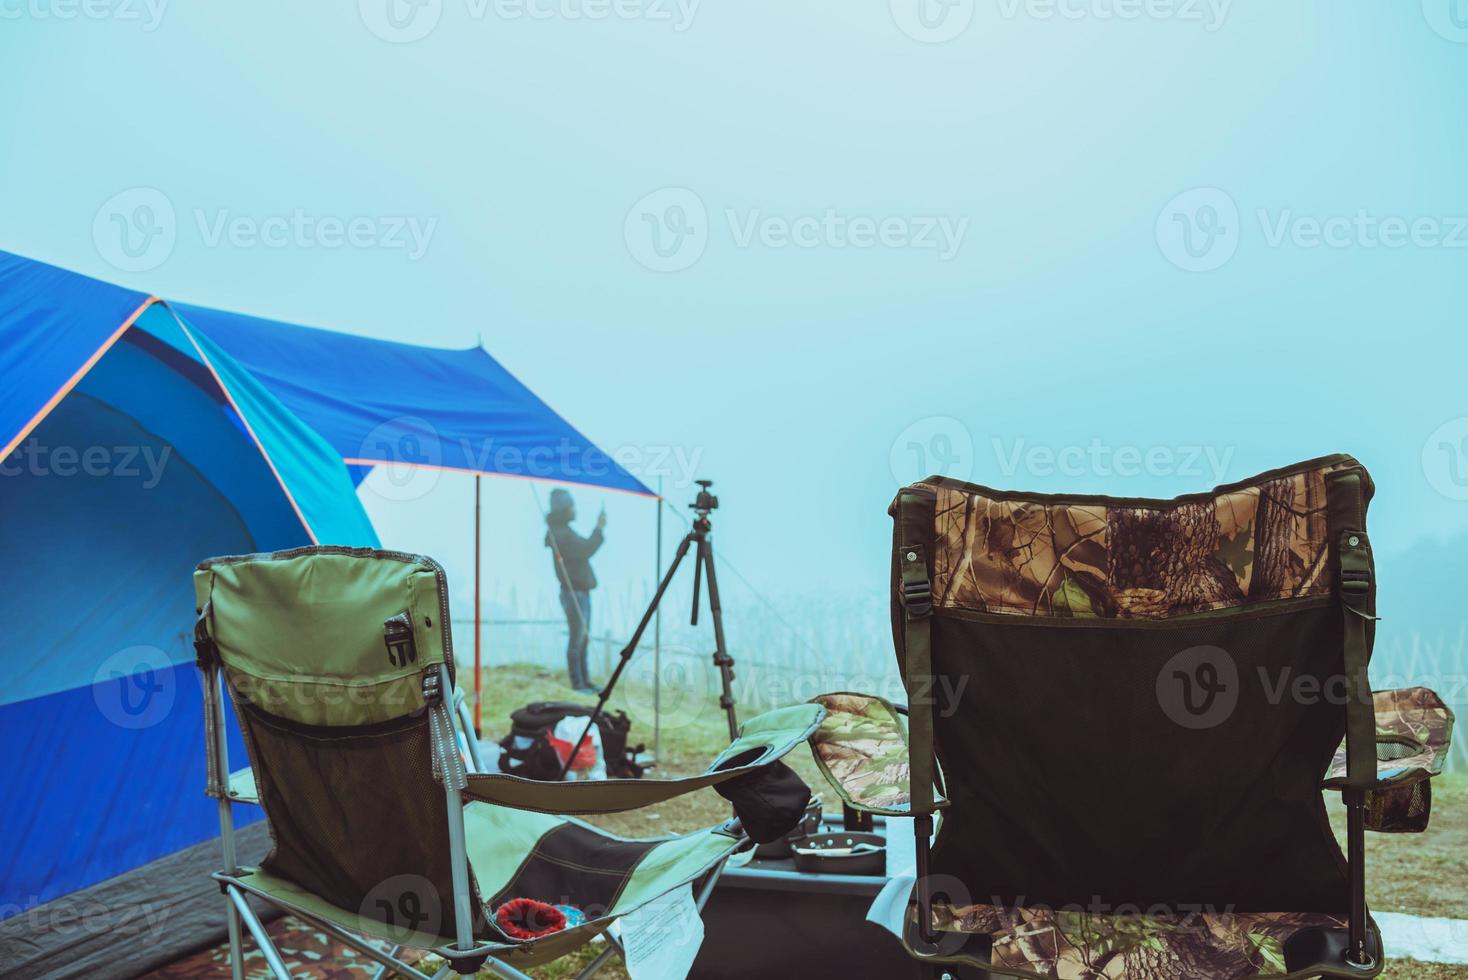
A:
[218,811,744,970]
[929,905,1355,980]
[193,546,822,977]
[803,455,1455,980]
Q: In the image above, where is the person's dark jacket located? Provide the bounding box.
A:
[546,518,604,591]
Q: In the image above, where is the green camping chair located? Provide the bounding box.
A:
[803,455,1454,980]
[193,546,823,980]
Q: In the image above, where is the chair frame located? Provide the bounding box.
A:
[891,469,1384,976]
[203,661,732,980]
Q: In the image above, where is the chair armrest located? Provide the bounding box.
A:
[1323,686,1455,832]
[462,703,824,815]
[805,692,947,816]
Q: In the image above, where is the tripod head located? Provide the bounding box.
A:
[689,479,718,525]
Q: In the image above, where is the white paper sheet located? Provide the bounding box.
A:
[619,884,704,980]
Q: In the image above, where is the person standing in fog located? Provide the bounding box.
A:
[545,487,605,694]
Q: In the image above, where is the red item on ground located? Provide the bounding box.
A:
[495,898,567,939]
[547,735,597,771]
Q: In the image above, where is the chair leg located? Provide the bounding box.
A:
[226,885,293,980]
[574,940,620,979]
[224,894,244,980]
[283,909,440,980]
[369,945,405,980]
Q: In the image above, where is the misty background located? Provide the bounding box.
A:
[2,2,1464,763]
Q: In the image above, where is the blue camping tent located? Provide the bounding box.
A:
[0,250,653,978]
[0,251,378,974]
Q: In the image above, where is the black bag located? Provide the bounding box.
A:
[498,701,647,781]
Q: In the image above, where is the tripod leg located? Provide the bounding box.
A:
[699,537,740,741]
[558,532,695,779]
[690,543,703,627]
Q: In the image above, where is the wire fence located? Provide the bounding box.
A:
[1370,626,1467,774]
[458,612,1465,775]
[483,483,1463,773]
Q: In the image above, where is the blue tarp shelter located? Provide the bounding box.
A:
[0,251,378,975]
[173,303,652,497]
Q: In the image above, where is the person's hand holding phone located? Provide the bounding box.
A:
[596,507,607,530]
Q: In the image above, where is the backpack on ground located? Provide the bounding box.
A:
[499,701,647,780]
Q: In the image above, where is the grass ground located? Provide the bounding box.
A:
[470,664,1465,979]
[1327,773,1467,920]
[475,663,836,841]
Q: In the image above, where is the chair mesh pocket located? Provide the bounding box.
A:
[236,698,484,939]
[1366,780,1431,834]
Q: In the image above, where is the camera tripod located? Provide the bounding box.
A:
[558,480,739,779]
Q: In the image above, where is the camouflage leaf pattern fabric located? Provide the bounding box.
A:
[1324,686,1455,832]
[927,458,1359,619]
[807,693,913,813]
[932,903,1346,980]
[1325,686,1455,787]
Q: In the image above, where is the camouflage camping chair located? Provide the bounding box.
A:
[193,547,822,980]
[805,455,1454,979]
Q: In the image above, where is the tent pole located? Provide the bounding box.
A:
[473,474,482,736]
[654,477,663,762]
